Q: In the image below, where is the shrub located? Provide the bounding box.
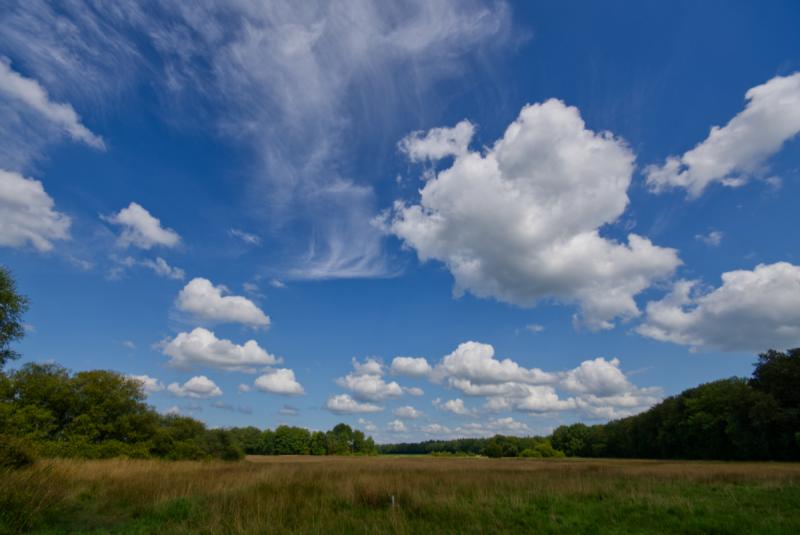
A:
[0,434,35,469]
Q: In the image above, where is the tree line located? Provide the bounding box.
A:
[551,348,800,461]
[379,435,564,458]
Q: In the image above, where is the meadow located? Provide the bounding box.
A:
[2,456,799,534]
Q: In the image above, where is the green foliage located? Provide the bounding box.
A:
[0,434,35,469]
[0,266,28,369]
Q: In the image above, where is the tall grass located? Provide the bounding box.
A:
[2,456,799,534]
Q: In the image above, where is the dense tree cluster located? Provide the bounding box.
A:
[379,435,564,458]
[228,423,377,456]
[552,349,800,461]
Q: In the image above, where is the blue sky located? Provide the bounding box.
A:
[1,1,799,442]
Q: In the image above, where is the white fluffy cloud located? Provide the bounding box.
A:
[127,374,164,394]
[434,341,554,386]
[390,356,432,377]
[394,405,422,419]
[0,58,105,150]
[435,397,474,416]
[254,368,304,395]
[0,169,70,251]
[561,357,632,397]
[389,99,680,329]
[646,72,800,198]
[162,327,279,372]
[325,394,383,414]
[336,372,403,402]
[167,375,223,398]
[387,419,407,432]
[400,120,475,161]
[637,262,800,352]
[103,202,180,249]
[176,278,270,328]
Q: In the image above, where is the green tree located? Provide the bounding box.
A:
[0,267,28,369]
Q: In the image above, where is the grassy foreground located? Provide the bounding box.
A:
[1,456,799,534]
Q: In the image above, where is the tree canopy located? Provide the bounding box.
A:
[0,266,28,369]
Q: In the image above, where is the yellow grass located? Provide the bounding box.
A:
[2,456,800,534]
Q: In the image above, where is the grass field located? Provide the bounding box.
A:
[1,456,799,534]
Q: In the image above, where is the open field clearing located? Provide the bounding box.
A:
[2,456,799,534]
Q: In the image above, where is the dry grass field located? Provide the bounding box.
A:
[2,455,800,534]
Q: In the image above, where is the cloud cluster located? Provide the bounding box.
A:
[326,357,426,413]
[646,72,800,198]
[176,278,270,328]
[162,327,279,372]
[389,99,680,329]
[167,375,223,398]
[391,341,660,420]
[637,262,800,352]
[103,202,180,250]
[0,169,70,252]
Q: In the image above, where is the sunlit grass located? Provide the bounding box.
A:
[2,456,799,534]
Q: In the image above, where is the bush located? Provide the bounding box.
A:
[0,434,35,469]
[519,448,542,458]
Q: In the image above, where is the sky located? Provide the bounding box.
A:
[1,0,799,443]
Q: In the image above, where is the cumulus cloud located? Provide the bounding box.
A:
[127,374,164,394]
[103,202,181,250]
[394,406,422,419]
[238,384,252,393]
[254,368,304,395]
[390,356,432,377]
[176,278,270,328]
[387,419,407,432]
[167,375,223,398]
[336,371,403,402]
[400,120,475,161]
[434,397,474,416]
[325,394,383,414]
[646,72,800,198]
[434,341,555,386]
[162,327,279,372]
[351,357,384,376]
[389,100,680,330]
[0,58,105,150]
[636,262,800,352]
[0,169,70,251]
[561,357,632,397]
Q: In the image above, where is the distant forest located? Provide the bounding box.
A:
[2,266,799,465]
